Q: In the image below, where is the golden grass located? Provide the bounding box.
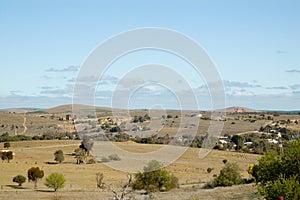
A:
[0,140,261,199]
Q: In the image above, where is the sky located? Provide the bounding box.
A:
[0,0,299,110]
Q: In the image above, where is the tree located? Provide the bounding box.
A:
[4,142,10,149]
[13,175,26,186]
[212,162,243,187]
[44,172,66,192]
[54,150,64,163]
[79,136,94,156]
[132,160,178,193]
[250,139,300,199]
[231,135,244,150]
[96,172,104,189]
[107,174,133,200]
[1,151,13,163]
[74,148,86,164]
[27,167,44,188]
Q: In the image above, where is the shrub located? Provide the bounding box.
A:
[101,157,110,163]
[251,139,300,199]
[13,175,26,186]
[88,158,97,164]
[44,172,66,192]
[207,167,213,173]
[202,181,215,189]
[259,176,300,200]
[212,163,243,187]
[132,160,178,193]
[108,154,121,161]
[4,142,10,148]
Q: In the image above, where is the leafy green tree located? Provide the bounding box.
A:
[27,167,44,188]
[251,139,300,199]
[54,150,64,163]
[4,142,10,149]
[259,176,300,200]
[231,135,244,150]
[13,175,26,186]
[212,162,243,187]
[44,172,66,192]
[132,160,178,193]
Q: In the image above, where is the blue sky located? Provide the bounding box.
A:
[0,0,299,110]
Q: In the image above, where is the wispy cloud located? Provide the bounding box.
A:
[40,75,52,79]
[276,50,288,54]
[9,90,22,95]
[223,80,261,88]
[40,84,74,97]
[266,86,288,90]
[289,84,300,90]
[46,65,79,72]
[285,69,300,73]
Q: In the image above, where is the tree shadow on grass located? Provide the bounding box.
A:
[35,189,55,193]
[6,185,27,189]
[44,161,59,165]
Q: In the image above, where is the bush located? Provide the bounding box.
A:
[259,176,300,200]
[13,175,26,186]
[132,160,178,193]
[88,158,97,164]
[251,139,300,199]
[108,154,121,161]
[202,181,215,189]
[101,157,110,163]
[44,172,66,192]
[4,142,10,148]
[210,163,243,187]
[207,167,213,173]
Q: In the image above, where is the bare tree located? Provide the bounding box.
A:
[108,174,132,200]
[96,172,104,189]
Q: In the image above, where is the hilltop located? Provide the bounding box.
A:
[217,106,261,113]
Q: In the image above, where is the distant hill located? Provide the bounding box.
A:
[217,107,261,113]
[45,104,112,114]
[0,108,41,113]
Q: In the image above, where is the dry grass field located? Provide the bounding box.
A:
[0,140,261,200]
[2,107,297,199]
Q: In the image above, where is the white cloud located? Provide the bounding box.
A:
[285,69,300,73]
[232,90,254,97]
[46,65,79,72]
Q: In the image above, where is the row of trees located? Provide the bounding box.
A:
[13,167,65,192]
